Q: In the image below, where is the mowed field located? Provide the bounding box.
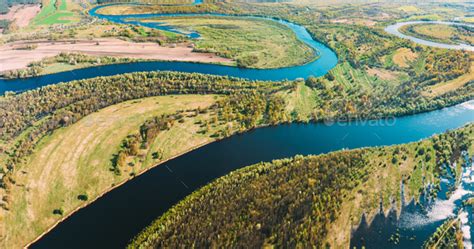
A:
[142,16,315,68]
[2,95,221,248]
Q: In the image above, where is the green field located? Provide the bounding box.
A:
[3,95,223,248]
[32,0,79,25]
[140,16,315,68]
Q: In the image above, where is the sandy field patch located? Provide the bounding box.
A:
[0,4,40,28]
[392,47,418,67]
[366,67,397,80]
[0,38,233,72]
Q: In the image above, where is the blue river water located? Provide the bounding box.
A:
[10,3,473,248]
[0,5,337,94]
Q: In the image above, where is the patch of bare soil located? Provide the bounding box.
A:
[0,4,40,28]
[0,38,233,72]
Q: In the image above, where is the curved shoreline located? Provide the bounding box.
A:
[15,4,474,249]
[385,21,474,51]
[24,138,217,248]
[29,99,474,248]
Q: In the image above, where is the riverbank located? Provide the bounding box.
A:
[400,23,473,46]
[26,126,221,248]
[136,16,316,68]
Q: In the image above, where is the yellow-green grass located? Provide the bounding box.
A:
[139,16,315,68]
[332,62,405,89]
[423,64,474,97]
[32,0,80,25]
[2,94,221,248]
[413,24,454,40]
[391,47,418,68]
[397,5,419,12]
[463,17,474,23]
[40,62,97,75]
[405,14,443,21]
[401,23,474,45]
[277,81,318,121]
[277,63,408,121]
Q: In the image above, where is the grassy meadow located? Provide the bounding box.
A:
[32,0,80,25]
[2,94,225,248]
[140,16,315,68]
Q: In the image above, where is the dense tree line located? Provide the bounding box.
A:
[111,114,175,174]
[128,124,473,248]
[110,90,287,174]
[2,53,143,79]
[217,91,288,130]
[422,50,471,82]
[0,72,281,141]
[129,151,371,248]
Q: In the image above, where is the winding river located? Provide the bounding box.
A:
[385,21,474,51]
[9,4,472,248]
[0,5,338,94]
